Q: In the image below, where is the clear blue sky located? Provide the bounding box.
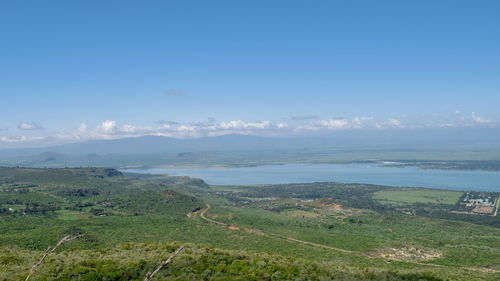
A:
[0,0,499,146]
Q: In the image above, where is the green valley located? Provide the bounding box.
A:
[0,167,499,280]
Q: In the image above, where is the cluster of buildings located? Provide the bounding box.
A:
[462,192,498,215]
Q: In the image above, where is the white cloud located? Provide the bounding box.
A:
[0,136,27,143]
[97,120,117,133]
[471,112,493,124]
[0,135,45,143]
[276,123,288,128]
[387,118,404,128]
[78,122,88,133]
[371,118,405,129]
[2,113,499,146]
[18,122,43,130]
[297,116,374,131]
[352,116,374,128]
[219,120,272,130]
[438,123,457,128]
[121,124,141,133]
[314,119,350,129]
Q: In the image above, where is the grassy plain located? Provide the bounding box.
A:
[373,189,463,206]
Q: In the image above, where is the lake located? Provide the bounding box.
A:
[123,163,500,192]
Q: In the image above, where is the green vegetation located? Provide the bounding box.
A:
[1,242,468,281]
[373,189,463,206]
[0,167,499,281]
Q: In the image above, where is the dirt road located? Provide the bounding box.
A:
[196,203,499,273]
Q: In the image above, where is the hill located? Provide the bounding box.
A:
[1,167,499,280]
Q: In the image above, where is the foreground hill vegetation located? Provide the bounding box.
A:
[1,241,456,281]
[0,167,499,280]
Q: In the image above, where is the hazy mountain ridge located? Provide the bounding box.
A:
[2,129,500,168]
[3,128,500,155]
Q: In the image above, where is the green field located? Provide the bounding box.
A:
[54,209,88,220]
[373,189,464,206]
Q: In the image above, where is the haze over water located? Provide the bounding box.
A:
[124,163,500,192]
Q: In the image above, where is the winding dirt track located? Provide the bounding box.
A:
[493,195,500,217]
[198,203,500,273]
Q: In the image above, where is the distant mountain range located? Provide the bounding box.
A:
[1,128,500,168]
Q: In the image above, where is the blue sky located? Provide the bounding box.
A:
[1,0,499,147]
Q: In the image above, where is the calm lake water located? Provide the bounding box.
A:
[123,163,500,192]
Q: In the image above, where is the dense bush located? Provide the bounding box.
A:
[0,242,450,281]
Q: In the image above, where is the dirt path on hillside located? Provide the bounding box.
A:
[200,204,362,255]
[196,203,499,273]
[493,195,500,217]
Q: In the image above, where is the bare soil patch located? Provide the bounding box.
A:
[374,246,442,262]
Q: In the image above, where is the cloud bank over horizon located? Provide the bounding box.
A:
[0,112,498,148]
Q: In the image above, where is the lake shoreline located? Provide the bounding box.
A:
[122,163,500,192]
